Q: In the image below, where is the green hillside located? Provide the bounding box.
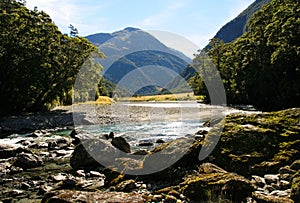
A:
[190,0,300,110]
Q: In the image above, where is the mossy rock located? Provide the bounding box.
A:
[140,138,202,182]
[209,108,300,176]
[70,138,118,170]
[291,175,300,202]
[41,190,145,203]
[252,192,294,203]
[290,159,300,171]
[180,170,255,201]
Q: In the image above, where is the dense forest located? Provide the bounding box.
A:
[190,0,300,110]
[0,0,107,116]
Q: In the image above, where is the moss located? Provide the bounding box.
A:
[180,172,254,201]
[291,176,300,202]
[209,108,300,176]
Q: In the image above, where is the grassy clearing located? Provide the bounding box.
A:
[74,96,115,105]
[119,92,204,102]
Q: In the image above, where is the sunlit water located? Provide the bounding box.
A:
[2,102,255,148]
[79,102,230,147]
[82,119,209,146]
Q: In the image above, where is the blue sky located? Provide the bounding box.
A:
[26,0,254,49]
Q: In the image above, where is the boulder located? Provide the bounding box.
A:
[179,164,255,202]
[138,142,154,147]
[89,171,105,178]
[290,160,300,171]
[279,165,296,175]
[48,138,72,151]
[269,190,290,197]
[0,144,22,159]
[291,176,300,202]
[164,194,178,203]
[115,179,137,192]
[77,178,105,190]
[14,152,43,169]
[0,162,11,174]
[198,163,227,174]
[251,175,266,188]
[210,108,300,176]
[156,139,165,144]
[70,138,119,170]
[252,191,294,203]
[111,136,131,153]
[52,173,68,182]
[142,138,201,180]
[264,174,279,185]
[41,190,145,203]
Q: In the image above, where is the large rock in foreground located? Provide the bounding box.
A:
[42,190,145,203]
[70,138,119,170]
[179,163,255,202]
[0,144,23,159]
[209,108,300,176]
[71,133,202,177]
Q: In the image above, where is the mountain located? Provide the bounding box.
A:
[85,28,191,96]
[165,0,272,93]
[212,0,272,44]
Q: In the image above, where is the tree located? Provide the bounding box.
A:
[190,0,300,110]
[69,24,79,37]
[0,1,105,115]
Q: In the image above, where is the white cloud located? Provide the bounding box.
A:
[27,0,77,23]
[141,1,186,27]
[26,0,106,34]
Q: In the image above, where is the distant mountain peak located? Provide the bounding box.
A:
[123,27,140,32]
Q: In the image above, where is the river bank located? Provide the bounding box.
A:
[0,104,299,202]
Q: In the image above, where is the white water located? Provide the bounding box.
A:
[80,102,231,146]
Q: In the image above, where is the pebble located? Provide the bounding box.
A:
[251,175,266,187]
[280,173,293,181]
[14,152,43,169]
[61,178,77,188]
[264,185,275,193]
[115,179,137,192]
[271,182,280,190]
[264,174,279,184]
[52,173,67,182]
[152,194,163,201]
[76,170,86,177]
[138,142,154,147]
[270,190,289,197]
[156,139,165,144]
[16,140,32,146]
[38,185,53,195]
[164,194,178,203]
[89,171,104,177]
[21,182,31,189]
[279,180,290,189]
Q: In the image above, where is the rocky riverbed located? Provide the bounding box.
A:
[0,106,299,202]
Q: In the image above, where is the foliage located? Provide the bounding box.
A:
[210,108,300,176]
[211,0,272,45]
[190,0,300,110]
[0,1,105,115]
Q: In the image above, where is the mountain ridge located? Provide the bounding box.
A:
[211,0,272,44]
[166,0,273,94]
[85,28,191,95]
